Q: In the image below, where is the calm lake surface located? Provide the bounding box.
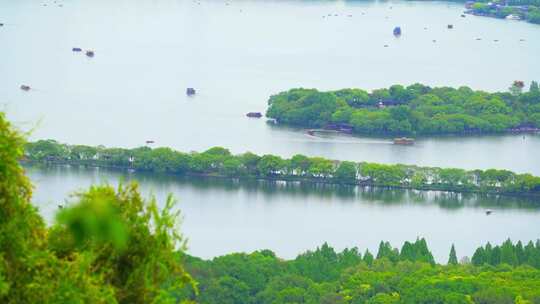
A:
[3,0,540,261]
[27,164,540,262]
[2,0,540,173]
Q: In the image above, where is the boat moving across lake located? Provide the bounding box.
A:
[393,137,415,145]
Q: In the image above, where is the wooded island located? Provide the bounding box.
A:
[266,82,540,136]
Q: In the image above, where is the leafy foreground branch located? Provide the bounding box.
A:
[1,113,196,303]
[25,139,540,197]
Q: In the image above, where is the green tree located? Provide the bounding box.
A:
[364,249,375,266]
[448,244,458,265]
[334,161,357,184]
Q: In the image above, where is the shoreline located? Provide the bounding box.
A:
[21,159,540,199]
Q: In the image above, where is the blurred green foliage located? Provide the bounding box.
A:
[0,113,196,303]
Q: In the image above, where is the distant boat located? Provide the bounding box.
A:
[393,137,415,145]
[145,140,155,144]
[186,88,196,96]
[72,47,82,52]
[485,209,492,215]
[246,112,262,118]
[447,24,454,29]
[20,85,31,91]
[506,14,521,20]
[393,26,402,36]
[85,50,95,57]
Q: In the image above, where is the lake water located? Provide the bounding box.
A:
[26,164,540,262]
[2,0,540,173]
[3,0,540,261]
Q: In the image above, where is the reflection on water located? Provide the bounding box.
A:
[26,164,540,262]
[27,163,540,211]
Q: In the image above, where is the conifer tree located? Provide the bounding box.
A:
[363,249,374,266]
[448,244,458,265]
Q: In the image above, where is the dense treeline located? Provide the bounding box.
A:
[468,0,540,24]
[25,139,540,196]
[472,239,540,268]
[178,239,540,303]
[265,82,540,135]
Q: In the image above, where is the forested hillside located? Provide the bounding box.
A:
[178,239,540,303]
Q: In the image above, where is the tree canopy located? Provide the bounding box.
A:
[266,83,540,135]
[24,140,540,197]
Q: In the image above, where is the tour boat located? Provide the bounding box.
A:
[393,137,415,145]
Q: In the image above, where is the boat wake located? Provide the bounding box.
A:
[300,134,393,145]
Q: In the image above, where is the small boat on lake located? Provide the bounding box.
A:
[447,24,454,29]
[20,85,31,91]
[145,140,155,144]
[393,26,401,36]
[486,209,492,215]
[393,137,415,145]
[505,14,521,20]
[72,47,82,52]
[85,50,95,57]
[246,112,262,118]
[186,87,196,96]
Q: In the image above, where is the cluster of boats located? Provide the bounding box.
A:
[392,24,453,37]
